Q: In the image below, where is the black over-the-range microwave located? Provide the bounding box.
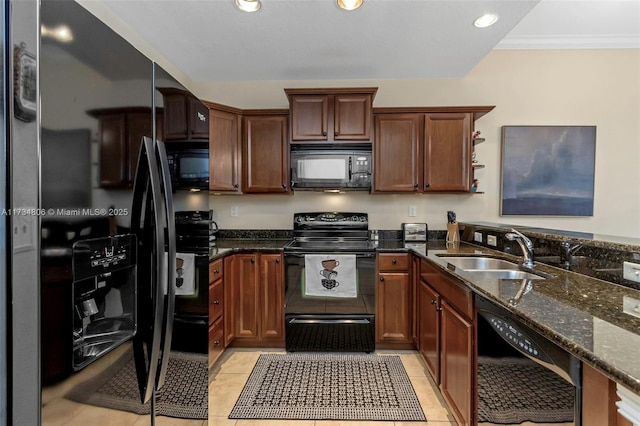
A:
[166,147,209,190]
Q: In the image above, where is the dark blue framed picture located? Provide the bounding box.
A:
[500,126,596,216]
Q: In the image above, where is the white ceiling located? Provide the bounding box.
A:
[96,0,640,82]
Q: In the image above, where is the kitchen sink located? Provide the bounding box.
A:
[436,255,549,280]
[438,256,519,270]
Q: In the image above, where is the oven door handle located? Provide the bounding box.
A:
[289,318,371,325]
[284,252,375,258]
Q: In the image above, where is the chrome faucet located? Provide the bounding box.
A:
[505,229,535,269]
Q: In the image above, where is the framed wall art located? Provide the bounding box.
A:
[500,125,596,216]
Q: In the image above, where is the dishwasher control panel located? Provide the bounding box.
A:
[484,314,553,364]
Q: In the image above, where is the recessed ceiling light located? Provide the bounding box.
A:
[337,0,364,11]
[235,0,261,13]
[474,13,499,28]
[41,24,74,42]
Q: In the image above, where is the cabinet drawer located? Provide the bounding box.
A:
[378,253,410,271]
[209,258,223,283]
[208,317,224,368]
[421,259,473,319]
[209,279,223,324]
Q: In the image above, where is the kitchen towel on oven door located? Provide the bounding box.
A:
[304,254,357,297]
[162,252,196,296]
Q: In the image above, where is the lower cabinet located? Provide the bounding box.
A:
[582,363,634,426]
[418,258,475,426]
[376,253,412,344]
[208,258,224,368]
[224,252,285,347]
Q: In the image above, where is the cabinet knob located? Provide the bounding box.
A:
[282,184,287,189]
[334,131,338,136]
[379,276,384,281]
[234,184,239,189]
[213,300,220,305]
[214,340,220,346]
[436,307,443,312]
[275,258,280,264]
[322,131,327,136]
[425,183,430,188]
[392,259,397,264]
[250,258,255,263]
[414,184,418,189]
[430,300,436,305]
[214,269,219,274]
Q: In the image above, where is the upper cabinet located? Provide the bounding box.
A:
[158,87,209,142]
[242,111,290,193]
[373,107,494,193]
[88,107,163,188]
[285,88,377,143]
[205,102,242,193]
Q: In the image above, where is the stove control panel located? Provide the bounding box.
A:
[294,212,368,227]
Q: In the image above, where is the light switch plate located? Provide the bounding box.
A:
[474,232,483,243]
[230,206,239,217]
[409,205,417,217]
[623,261,640,283]
[487,235,497,246]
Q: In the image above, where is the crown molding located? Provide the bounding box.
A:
[495,34,640,50]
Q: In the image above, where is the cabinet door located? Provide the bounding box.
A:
[440,299,473,426]
[411,255,420,347]
[334,93,372,141]
[290,95,329,141]
[376,272,411,342]
[243,115,290,193]
[163,94,189,140]
[424,113,471,192]
[209,109,241,192]
[419,280,440,382]
[126,112,153,186]
[189,97,209,140]
[373,114,422,192]
[99,113,127,187]
[260,253,285,343]
[230,254,260,341]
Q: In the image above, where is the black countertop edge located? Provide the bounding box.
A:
[208,238,640,394]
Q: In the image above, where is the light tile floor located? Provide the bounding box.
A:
[208,348,457,426]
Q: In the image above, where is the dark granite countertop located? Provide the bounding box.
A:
[208,237,640,395]
[411,240,640,395]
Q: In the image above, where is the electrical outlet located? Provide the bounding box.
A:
[487,235,497,246]
[230,206,239,217]
[409,205,417,217]
[623,261,640,283]
[13,213,36,252]
[623,296,640,319]
[474,232,483,243]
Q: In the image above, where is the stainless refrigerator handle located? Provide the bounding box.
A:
[155,139,175,391]
[130,136,167,405]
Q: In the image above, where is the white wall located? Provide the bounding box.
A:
[199,49,640,237]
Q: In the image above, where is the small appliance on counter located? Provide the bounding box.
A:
[175,210,218,250]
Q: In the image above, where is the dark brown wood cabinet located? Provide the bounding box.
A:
[285,88,377,143]
[158,88,209,141]
[89,107,163,188]
[242,112,290,193]
[582,363,634,426]
[208,258,224,368]
[419,258,475,426]
[207,104,242,192]
[224,252,285,347]
[376,253,412,344]
[373,107,493,193]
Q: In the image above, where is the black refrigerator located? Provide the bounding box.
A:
[34,0,208,424]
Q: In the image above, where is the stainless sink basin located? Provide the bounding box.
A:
[460,270,546,280]
[439,256,519,270]
[437,255,549,280]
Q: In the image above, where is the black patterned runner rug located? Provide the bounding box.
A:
[65,349,208,419]
[228,353,426,421]
[478,356,575,424]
